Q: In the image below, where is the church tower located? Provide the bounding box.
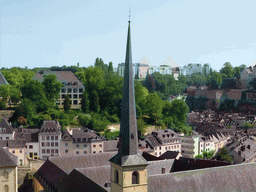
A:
[109,19,148,192]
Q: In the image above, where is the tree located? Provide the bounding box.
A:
[233,66,241,79]
[64,94,71,112]
[103,130,120,140]
[220,62,234,78]
[42,74,63,104]
[211,71,222,88]
[81,91,90,113]
[78,113,91,127]
[90,90,100,112]
[169,99,189,127]
[215,147,233,162]
[195,150,215,159]
[219,98,235,111]
[143,93,164,124]
[137,118,147,136]
[108,62,113,73]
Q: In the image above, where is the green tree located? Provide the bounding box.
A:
[211,71,222,88]
[220,62,234,78]
[78,113,91,127]
[90,90,100,112]
[143,93,164,124]
[233,66,241,79]
[137,118,147,136]
[169,99,189,127]
[81,91,90,113]
[103,130,120,140]
[215,147,233,162]
[64,94,71,112]
[108,62,114,73]
[42,74,63,104]
[196,150,215,159]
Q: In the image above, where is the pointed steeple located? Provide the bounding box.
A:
[109,20,147,166]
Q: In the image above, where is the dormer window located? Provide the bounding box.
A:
[131,134,134,139]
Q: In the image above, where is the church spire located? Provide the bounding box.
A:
[109,20,147,166]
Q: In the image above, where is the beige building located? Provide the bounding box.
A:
[60,128,105,156]
[0,147,18,192]
[33,70,85,109]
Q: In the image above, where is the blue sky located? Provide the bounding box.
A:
[1,0,256,71]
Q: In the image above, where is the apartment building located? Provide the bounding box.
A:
[38,120,62,160]
[60,128,105,156]
[33,70,85,109]
[0,118,15,140]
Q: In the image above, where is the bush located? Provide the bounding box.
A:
[78,114,91,127]
[0,101,7,110]
[103,130,120,140]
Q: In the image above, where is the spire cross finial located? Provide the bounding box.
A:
[129,7,131,21]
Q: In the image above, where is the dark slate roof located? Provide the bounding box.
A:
[109,21,147,166]
[0,118,14,134]
[72,129,104,141]
[33,70,84,88]
[0,72,9,85]
[142,152,163,161]
[147,159,175,176]
[61,130,73,141]
[171,157,231,172]
[76,166,110,191]
[0,140,26,148]
[0,147,17,167]
[145,135,162,148]
[57,169,107,192]
[14,132,38,142]
[34,159,67,189]
[103,140,118,152]
[49,152,117,174]
[7,140,26,148]
[40,120,61,133]
[148,162,256,192]
[159,151,180,160]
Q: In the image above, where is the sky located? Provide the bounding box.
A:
[1,0,256,71]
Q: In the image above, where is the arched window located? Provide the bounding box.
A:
[115,170,119,184]
[3,171,8,180]
[4,185,9,192]
[132,171,139,184]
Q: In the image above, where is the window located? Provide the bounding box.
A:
[42,149,45,154]
[159,147,161,150]
[93,151,96,153]
[4,185,9,192]
[99,144,102,148]
[55,149,58,154]
[115,170,119,184]
[73,100,78,105]
[84,151,87,154]
[84,144,87,147]
[51,136,54,140]
[6,137,9,140]
[68,88,72,93]
[155,152,157,156]
[12,150,15,154]
[79,88,83,93]
[55,142,58,147]
[99,151,102,153]
[47,142,50,147]
[62,94,65,99]
[51,149,54,153]
[65,150,68,153]
[73,88,77,93]
[93,145,96,148]
[79,94,83,98]
[62,88,66,93]
[65,143,68,146]
[19,159,23,166]
[51,142,54,147]
[3,171,8,180]
[68,94,72,98]
[162,168,166,174]
[42,142,45,147]
[19,149,22,153]
[29,145,33,149]
[47,149,50,154]
[42,136,45,140]
[34,153,38,156]
[132,171,139,184]
[55,136,58,140]
[46,136,50,140]
[73,94,78,98]
[76,144,79,148]
[76,151,79,154]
